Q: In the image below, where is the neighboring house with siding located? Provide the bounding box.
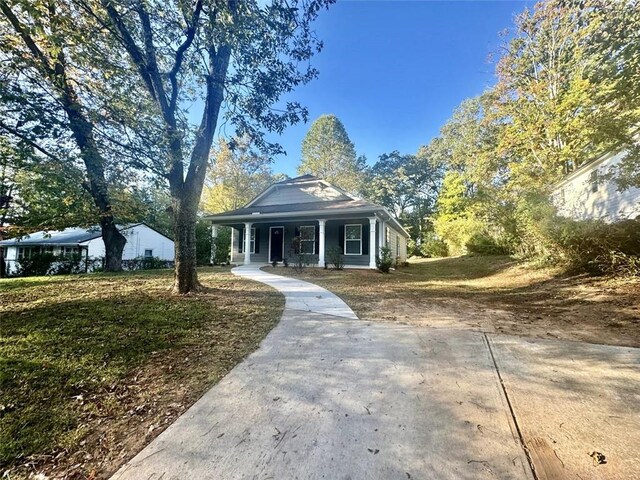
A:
[205,175,409,268]
[0,223,174,275]
[552,146,640,222]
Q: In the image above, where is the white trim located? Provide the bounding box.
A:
[344,224,363,256]
[318,219,326,267]
[207,208,410,239]
[268,226,285,263]
[369,217,377,269]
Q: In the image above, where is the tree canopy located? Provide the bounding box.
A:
[0,0,333,291]
[202,137,284,213]
[298,114,366,194]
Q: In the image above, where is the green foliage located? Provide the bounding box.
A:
[326,246,344,270]
[363,150,443,248]
[288,236,313,272]
[420,234,450,258]
[15,253,56,277]
[376,246,394,273]
[202,137,283,214]
[49,254,85,275]
[209,226,231,265]
[123,257,171,271]
[431,1,640,273]
[465,234,510,256]
[298,114,366,194]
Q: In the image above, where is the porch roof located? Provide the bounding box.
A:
[204,199,410,237]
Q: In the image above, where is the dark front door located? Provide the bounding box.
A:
[270,227,284,262]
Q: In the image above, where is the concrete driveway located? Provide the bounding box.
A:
[112,266,640,480]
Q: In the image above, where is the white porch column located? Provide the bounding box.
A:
[369,217,377,269]
[244,222,252,265]
[378,220,386,253]
[230,227,234,263]
[210,224,218,264]
[318,219,326,267]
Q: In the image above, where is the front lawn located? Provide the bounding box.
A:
[0,267,283,479]
[267,256,640,347]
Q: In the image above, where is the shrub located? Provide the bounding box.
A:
[513,196,640,276]
[50,253,85,275]
[16,253,56,277]
[288,236,312,272]
[326,246,344,270]
[433,215,486,256]
[123,256,169,270]
[465,233,510,256]
[421,235,450,258]
[376,246,394,273]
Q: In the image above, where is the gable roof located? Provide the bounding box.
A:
[244,174,357,208]
[0,223,173,246]
[205,176,410,237]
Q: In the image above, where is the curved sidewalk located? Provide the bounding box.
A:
[111,266,533,480]
[233,264,358,319]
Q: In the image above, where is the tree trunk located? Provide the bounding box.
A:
[101,217,127,271]
[0,2,127,272]
[172,198,200,293]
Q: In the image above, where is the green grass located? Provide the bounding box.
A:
[0,267,283,478]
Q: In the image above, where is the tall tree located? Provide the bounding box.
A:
[0,0,129,270]
[202,137,283,213]
[364,150,442,245]
[88,0,332,293]
[298,114,365,193]
[494,0,640,193]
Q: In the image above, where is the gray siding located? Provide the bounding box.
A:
[231,218,374,267]
[253,183,350,206]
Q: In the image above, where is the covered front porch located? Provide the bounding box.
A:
[211,215,391,269]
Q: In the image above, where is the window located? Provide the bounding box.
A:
[17,246,45,259]
[299,226,315,254]
[239,227,256,254]
[396,235,400,257]
[144,249,153,258]
[590,170,599,193]
[344,224,362,255]
[62,246,80,257]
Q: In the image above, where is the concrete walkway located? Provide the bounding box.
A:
[112,266,639,480]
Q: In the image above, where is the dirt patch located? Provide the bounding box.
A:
[267,256,640,347]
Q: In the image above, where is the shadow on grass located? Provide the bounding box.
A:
[0,268,282,470]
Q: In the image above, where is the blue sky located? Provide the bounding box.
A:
[234,0,529,176]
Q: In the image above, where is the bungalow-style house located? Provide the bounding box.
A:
[205,175,409,268]
[1,222,174,275]
[552,144,640,222]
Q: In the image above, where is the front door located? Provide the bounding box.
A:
[269,226,284,262]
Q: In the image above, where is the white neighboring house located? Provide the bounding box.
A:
[0,223,174,275]
[552,147,640,222]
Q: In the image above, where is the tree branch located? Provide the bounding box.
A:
[0,119,65,163]
[134,0,172,122]
[0,1,54,74]
[169,0,203,111]
[100,0,158,102]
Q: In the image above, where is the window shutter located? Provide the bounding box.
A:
[255,228,260,254]
[315,225,320,254]
[239,228,244,253]
[362,223,369,255]
[339,225,345,253]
